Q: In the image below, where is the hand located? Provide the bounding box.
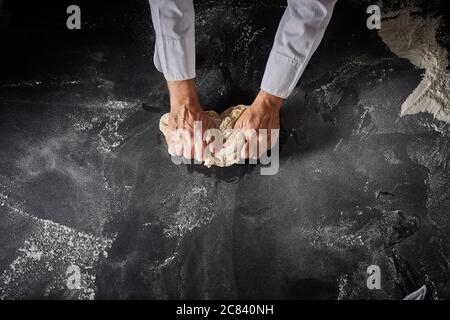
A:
[232,90,282,159]
[166,80,216,161]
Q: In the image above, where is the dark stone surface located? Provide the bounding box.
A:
[0,0,449,299]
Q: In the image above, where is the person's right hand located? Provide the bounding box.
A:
[166,103,216,161]
[166,80,216,161]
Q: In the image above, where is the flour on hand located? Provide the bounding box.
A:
[159,105,249,167]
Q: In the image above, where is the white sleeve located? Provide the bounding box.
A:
[149,0,196,81]
[261,0,337,99]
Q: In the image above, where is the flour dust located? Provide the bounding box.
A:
[379,9,450,123]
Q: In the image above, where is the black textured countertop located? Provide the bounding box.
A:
[0,0,449,299]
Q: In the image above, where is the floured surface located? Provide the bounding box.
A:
[1,0,450,300]
[379,9,450,123]
[159,105,249,167]
[0,193,113,300]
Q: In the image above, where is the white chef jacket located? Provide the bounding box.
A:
[149,0,337,99]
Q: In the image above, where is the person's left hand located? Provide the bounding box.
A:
[230,90,282,159]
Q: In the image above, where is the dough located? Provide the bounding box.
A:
[159,105,249,167]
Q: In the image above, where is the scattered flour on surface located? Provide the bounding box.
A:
[379,9,450,123]
[71,99,138,154]
[0,192,113,300]
[163,186,215,238]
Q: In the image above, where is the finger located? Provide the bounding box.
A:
[257,132,269,158]
[183,130,193,159]
[243,129,258,160]
[185,130,197,160]
[249,136,257,160]
[183,143,193,160]
[240,141,249,159]
[168,143,177,156]
[166,130,176,145]
[258,138,269,158]
[169,141,183,157]
[175,141,183,157]
[168,126,185,145]
[269,129,280,150]
[194,140,204,162]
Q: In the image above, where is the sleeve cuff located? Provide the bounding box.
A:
[154,37,196,81]
[260,50,306,99]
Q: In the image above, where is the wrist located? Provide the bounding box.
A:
[254,90,283,111]
[167,79,200,112]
